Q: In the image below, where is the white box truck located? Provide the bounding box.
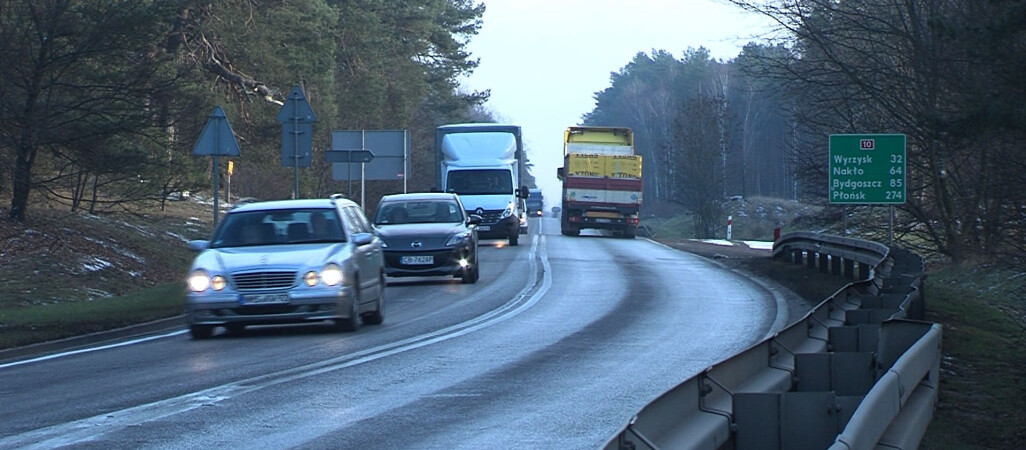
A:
[435,124,528,246]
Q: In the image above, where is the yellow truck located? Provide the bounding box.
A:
[556,126,642,238]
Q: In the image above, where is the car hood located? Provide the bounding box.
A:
[374,223,469,249]
[191,243,352,274]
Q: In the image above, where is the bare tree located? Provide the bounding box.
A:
[728,0,1026,263]
[668,96,727,238]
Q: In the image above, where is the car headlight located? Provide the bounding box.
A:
[500,202,515,219]
[187,270,226,292]
[320,263,344,286]
[445,231,471,247]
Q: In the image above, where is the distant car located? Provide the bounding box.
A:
[184,195,386,339]
[526,190,544,216]
[518,198,529,234]
[372,192,481,284]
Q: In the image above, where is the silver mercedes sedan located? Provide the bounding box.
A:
[184,195,386,339]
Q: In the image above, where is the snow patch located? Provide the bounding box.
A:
[697,239,774,251]
[82,257,112,272]
[165,231,189,242]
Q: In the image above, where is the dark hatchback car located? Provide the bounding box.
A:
[373,192,481,284]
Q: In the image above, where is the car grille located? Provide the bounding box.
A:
[468,209,503,223]
[232,271,296,291]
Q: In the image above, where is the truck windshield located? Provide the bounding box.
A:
[447,170,513,195]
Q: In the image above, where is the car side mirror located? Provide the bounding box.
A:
[352,232,375,246]
[518,185,530,199]
[467,214,483,225]
[187,240,209,252]
[556,167,564,180]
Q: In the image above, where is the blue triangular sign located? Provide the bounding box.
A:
[276,85,317,123]
[192,106,242,156]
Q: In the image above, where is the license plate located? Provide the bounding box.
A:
[243,293,290,305]
[594,218,612,223]
[400,255,434,265]
[477,225,490,231]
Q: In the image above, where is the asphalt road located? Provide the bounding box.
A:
[0,217,792,449]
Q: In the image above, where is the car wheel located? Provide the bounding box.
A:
[334,282,361,332]
[362,275,385,325]
[189,324,214,339]
[462,263,479,284]
[509,231,519,246]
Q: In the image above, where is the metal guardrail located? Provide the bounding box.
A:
[604,233,938,450]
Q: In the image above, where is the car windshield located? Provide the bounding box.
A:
[209,208,346,248]
[446,169,512,195]
[375,200,463,225]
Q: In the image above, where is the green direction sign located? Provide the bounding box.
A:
[829,134,906,204]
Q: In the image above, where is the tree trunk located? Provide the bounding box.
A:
[9,143,37,222]
[89,174,100,215]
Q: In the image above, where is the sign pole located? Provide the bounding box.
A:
[227,161,233,204]
[403,131,408,194]
[293,112,299,199]
[191,106,241,232]
[889,205,894,245]
[213,154,220,230]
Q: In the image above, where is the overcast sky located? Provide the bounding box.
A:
[459,0,776,202]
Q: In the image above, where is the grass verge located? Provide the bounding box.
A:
[0,282,185,349]
[920,266,1026,449]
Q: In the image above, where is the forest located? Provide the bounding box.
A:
[0,0,493,222]
[583,0,1024,264]
[2,0,1024,265]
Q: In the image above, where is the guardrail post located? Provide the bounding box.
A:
[843,259,856,279]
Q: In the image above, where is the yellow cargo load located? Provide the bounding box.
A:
[604,155,642,179]
[567,154,643,178]
[567,154,603,177]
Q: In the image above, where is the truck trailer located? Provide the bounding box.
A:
[435,124,529,246]
[556,126,642,238]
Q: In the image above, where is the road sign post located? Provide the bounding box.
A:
[192,106,242,230]
[325,150,374,208]
[829,134,906,204]
[276,85,317,199]
[829,134,906,243]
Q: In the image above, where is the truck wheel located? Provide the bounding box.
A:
[509,231,519,246]
[189,324,214,339]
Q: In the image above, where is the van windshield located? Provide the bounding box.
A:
[446,169,513,195]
